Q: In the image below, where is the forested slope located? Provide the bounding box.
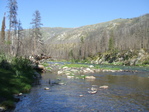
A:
[46,14,149,60]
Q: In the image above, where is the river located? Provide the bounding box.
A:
[13,63,149,112]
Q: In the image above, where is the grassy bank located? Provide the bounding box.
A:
[0,54,35,109]
[62,63,122,71]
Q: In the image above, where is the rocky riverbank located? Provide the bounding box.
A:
[40,62,140,81]
[57,65,121,77]
[90,49,149,66]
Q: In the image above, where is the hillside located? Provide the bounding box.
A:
[22,27,72,40]
[44,14,149,60]
[41,27,73,40]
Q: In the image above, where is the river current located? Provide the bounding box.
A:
[13,64,149,112]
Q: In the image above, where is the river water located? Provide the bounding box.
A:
[13,64,149,112]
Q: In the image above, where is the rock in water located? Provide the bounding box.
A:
[0,107,5,112]
[79,95,83,97]
[38,65,44,70]
[99,85,108,89]
[85,76,96,79]
[44,87,50,90]
[88,90,97,94]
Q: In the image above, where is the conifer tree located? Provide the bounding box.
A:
[30,10,43,55]
[16,20,23,56]
[1,13,6,42]
[7,0,18,55]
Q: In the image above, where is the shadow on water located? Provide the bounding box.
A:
[13,66,149,112]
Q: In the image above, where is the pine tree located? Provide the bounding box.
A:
[7,0,18,55]
[108,30,115,51]
[16,20,23,56]
[1,13,6,42]
[30,10,43,55]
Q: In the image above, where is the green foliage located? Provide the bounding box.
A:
[63,64,89,68]
[5,40,11,45]
[63,63,122,71]
[70,59,76,63]
[78,75,86,79]
[0,54,11,70]
[11,57,34,78]
[0,54,34,108]
[80,36,84,43]
[42,63,49,67]
[21,84,31,92]
[46,67,52,71]
[1,14,6,42]
[69,50,74,59]
[0,53,6,62]
[108,37,112,50]
[12,57,32,71]
[103,50,118,63]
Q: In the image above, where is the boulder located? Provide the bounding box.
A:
[44,87,50,90]
[94,69,101,72]
[62,66,69,69]
[65,72,72,76]
[18,93,23,96]
[85,76,96,79]
[57,71,63,75]
[139,49,145,54]
[89,65,94,68]
[130,59,137,66]
[99,85,108,89]
[0,107,5,112]
[98,59,103,64]
[38,64,44,70]
[95,57,100,64]
[69,69,79,74]
[83,68,94,73]
[88,90,97,94]
[67,75,74,79]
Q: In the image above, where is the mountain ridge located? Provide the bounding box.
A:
[42,14,149,60]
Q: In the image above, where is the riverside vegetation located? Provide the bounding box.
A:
[0,52,148,111]
[85,49,149,66]
[0,54,35,110]
[1,0,149,110]
[48,48,149,67]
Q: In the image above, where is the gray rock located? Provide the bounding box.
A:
[0,107,5,112]
[89,65,94,68]
[130,59,137,66]
[85,76,96,79]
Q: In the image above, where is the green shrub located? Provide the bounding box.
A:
[12,57,32,72]
[42,63,49,67]
[0,55,35,109]
[21,84,31,92]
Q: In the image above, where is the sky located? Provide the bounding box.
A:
[0,0,149,29]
